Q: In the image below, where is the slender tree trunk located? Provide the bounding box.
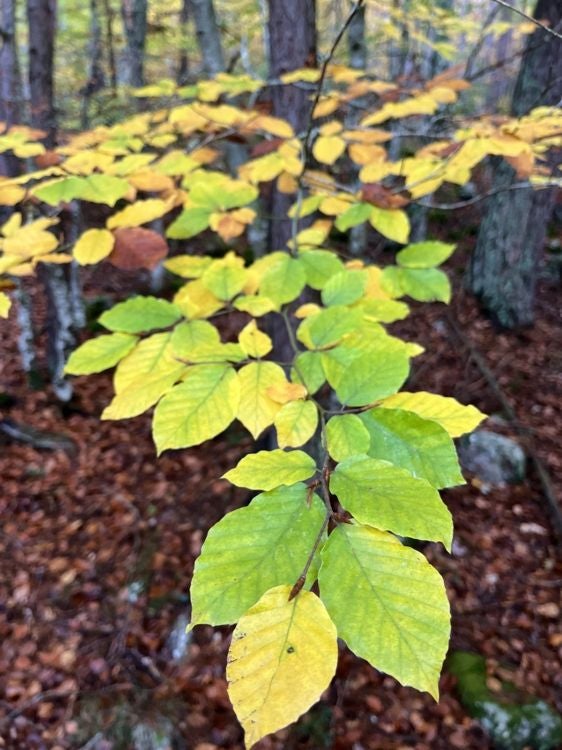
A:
[81,0,105,129]
[0,0,23,180]
[191,0,224,76]
[0,0,23,126]
[468,0,562,328]
[121,0,147,87]
[177,0,190,84]
[27,0,57,146]
[347,2,366,70]
[267,0,317,251]
[102,0,118,94]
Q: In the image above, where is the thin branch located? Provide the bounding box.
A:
[288,508,330,600]
[415,181,560,211]
[488,0,562,41]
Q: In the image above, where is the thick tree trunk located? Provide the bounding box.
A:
[191,0,225,76]
[468,0,562,329]
[347,3,366,70]
[267,0,317,251]
[102,0,118,94]
[121,0,147,87]
[27,0,57,146]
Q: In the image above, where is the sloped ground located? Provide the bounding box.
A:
[0,252,560,749]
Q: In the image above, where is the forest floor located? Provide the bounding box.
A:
[0,226,561,750]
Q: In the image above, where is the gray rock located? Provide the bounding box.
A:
[459,430,526,486]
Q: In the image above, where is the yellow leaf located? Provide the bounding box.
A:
[266,381,307,404]
[127,169,175,192]
[106,198,173,229]
[236,361,286,439]
[73,228,115,265]
[1,212,22,237]
[313,135,346,166]
[295,303,321,319]
[274,400,318,448]
[0,291,11,318]
[380,391,486,437]
[348,143,386,166]
[313,95,340,118]
[0,181,25,206]
[251,115,294,139]
[33,252,72,265]
[277,171,298,194]
[319,195,353,216]
[427,86,458,104]
[238,320,272,358]
[363,265,392,300]
[227,586,338,749]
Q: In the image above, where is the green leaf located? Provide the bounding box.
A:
[334,202,373,232]
[227,586,338,749]
[223,449,317,491]
[152,364,240,453]
[102,366,185,420]
[275,400,318,448]
[233,295,278,316]
[259,255,306,305]
[190,484,326,626]
[398,268,451,303]
[170,320,221,361]
[380,392,486,438]
[325,348,410,407]
[99,296,182,334]
[166,207,211,239]
[319,524,450,698]
[369,207,410,244]
[325,414,370,462]
[357,298,409,323]
[321,269,367,306]
[33,175,130,207]
[65,333,138,375]
[297,306,360,350]
[359,407,464,488]
[397,241,455,268]
[291,351,325,394]
[330,455,453,549]
[298,249,345,290]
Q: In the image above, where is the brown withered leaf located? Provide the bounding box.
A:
[108,227,168,271]
[360,183,409,209]
[251,138,284,158]
[35,151,63,168]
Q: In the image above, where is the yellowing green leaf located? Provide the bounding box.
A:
[102,366,185,420]
[106,198,172,229]
[99,296,182,334]
[325,414,370,462]
[114,331,179,392]
[298,249,345,290]
[152,364,240,453]
[190,484,326,626]
[236,361,287,439]
[297,306,360,350]
[238,320,272,358]
[0,291,12,318]
[318,524,450,698]
[166,206,211,239]
[227,586,338,749]
[73,228,115,265]
[274,400,318,448]
[369,207,410,244]
[380,392,486,438]
[291,351,325,394]
[233,295,278,316]
[223,449,316,491]
[321,269,368,306]
[173,279,223,319]
[259,255,306,305]
[201,257,247,300]
[65,333,138,375]
[163,254,213,278]
[330,456,453,549]
[325,347,410,407]
[334,202,373,232]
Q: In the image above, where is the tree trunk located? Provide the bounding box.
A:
[102,0,118,94]
[191,0,225,76]
[177,0,190,84]
[468,0,562,329]
[0,0,23,126]
[121,0,147,87]
[27,0,57,146]
[267,0,317,251]
[81,0,105,129]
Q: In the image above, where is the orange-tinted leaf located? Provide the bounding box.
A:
[108,227,168,271]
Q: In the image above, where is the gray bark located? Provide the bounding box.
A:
[177,0,190,84]
[267,0,317,251]
[15,280,38,378]
[191,0,225,76]
[27,0,57,146]
[468,0,562,329]
[121,0,147,87]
